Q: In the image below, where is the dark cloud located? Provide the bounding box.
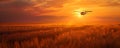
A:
[0,0,9,1]
[0,0,64,14]
[0,0,33,19]
[0,0,70,23]
[0,0,56,17]
[0,15,69,23]
[0,0,33,8]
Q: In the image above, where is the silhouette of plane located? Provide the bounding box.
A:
[74,11,92,15]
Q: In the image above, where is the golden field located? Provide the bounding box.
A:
[0,24,120,48]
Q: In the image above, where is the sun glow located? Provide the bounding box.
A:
[74,12,82,18]
[73,9,83,18]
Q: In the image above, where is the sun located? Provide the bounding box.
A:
[73,10,83,18]
[74,12,82,17]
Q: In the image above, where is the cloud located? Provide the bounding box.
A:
[0,0,10,1]
[0,15,70,23]
[72,0,120,7]
[2,0,73,16]
[0,0,59,17]
[0,0,33,17]
[0,0,71,23]
[98,0,120,7]
[94,16,120,22]
[32,0,69,8]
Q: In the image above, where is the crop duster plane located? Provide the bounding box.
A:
[74,11,92,16]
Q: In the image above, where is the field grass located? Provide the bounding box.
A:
[0,24,120,48]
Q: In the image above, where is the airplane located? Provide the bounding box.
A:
[74,11,92,15]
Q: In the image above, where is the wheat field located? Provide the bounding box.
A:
[0,24,120,48]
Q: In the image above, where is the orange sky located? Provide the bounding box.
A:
[0,0,120,24]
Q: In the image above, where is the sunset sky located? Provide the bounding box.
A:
[0,0,120,24]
